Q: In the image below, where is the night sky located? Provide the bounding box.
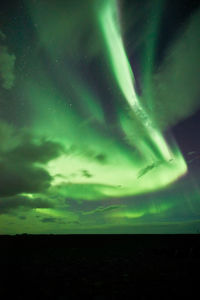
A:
[0,0,200,234]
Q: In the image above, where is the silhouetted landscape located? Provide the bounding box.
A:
[1,234,200,298]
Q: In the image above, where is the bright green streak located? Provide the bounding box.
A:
[98,0,139,108]
[98,0,173,161]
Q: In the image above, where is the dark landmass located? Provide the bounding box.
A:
[1,234,200,298]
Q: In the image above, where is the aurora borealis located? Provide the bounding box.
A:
[0,0,200,233]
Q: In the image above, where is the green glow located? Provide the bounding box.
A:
[20,0,187,201]
[46,149,186,199]
[112,201,174,219]
[3,0,200,234]
[35,208,78,221]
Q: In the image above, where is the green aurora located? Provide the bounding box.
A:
[0,0,200,233]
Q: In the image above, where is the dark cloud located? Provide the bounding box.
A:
[0,31,6,41]
[41,217,67,224]
[67,221,80,225]
[0,31,16,89]
[82,205,124,215]
[0,161,52,197]
[19,216,26,220]
[6,138,64,164]
[81,169,92,178]
[95,153,107,164]
[0,121,64,197]
[0,195,54,215]
[137,161,162,179]
[41,217,57,223]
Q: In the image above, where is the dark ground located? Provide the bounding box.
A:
[1,234,200,299]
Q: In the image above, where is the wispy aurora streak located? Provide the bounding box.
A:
[97,0,172,161]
